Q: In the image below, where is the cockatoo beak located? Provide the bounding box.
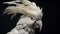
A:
[36,20,42,31]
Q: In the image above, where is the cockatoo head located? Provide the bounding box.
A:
[3,0,43,31]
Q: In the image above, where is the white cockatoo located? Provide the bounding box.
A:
[3,0,43,34]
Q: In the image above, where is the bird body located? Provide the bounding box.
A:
[3,0,43,34]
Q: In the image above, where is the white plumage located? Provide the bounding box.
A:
[3,0,43,34]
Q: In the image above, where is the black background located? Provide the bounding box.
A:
[0,0,59,34]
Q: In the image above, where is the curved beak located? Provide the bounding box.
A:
[36,20,42,31]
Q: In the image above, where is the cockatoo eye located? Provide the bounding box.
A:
[31,17,33,19]
[30,17,34,20]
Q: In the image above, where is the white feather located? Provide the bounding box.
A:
[3,0,43,34]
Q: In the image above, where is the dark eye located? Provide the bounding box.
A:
[28,16,35,20]
[31,17,33,19]
[31,17,35,20]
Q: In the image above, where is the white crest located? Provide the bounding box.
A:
[3,0,43,34]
